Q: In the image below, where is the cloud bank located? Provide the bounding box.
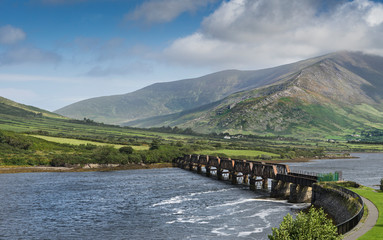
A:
[163,0,383,69]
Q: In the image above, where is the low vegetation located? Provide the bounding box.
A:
[268,207,341,240]
[345,185,383,240]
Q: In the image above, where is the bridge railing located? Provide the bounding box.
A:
[275,174,317,187]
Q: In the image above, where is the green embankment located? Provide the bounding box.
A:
[347,186,383,240]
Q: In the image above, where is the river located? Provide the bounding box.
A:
[0,153,381,239]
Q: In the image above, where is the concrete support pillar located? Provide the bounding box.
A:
[206,166,211,177]
[289,184,312,203]
[197,165,202,174]
[217,169,223,180]
[232,172,238,184]
[243,174,249,184]
[289,184,298,203]
[262,177,268,189]
[189,164,193,171]
[271,180,292,199]
[250,178,256,190]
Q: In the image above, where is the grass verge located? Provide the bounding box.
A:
[347,186,383,240]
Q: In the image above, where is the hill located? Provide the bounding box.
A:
[124,51,383,137]
[55,57,323,124]
[0,97,65,119]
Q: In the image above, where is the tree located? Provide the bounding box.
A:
[380,178,383,191]
[119,146,134,154]
[149,139,161,150]
[268,207,341,240]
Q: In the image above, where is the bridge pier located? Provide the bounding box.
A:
[262,177,268,189]
[232,172,238,184]
[197,165,202,174]
[243,174,249,184]
[217,169,224,180]
[206,166,211,177]
[250,178,256,190]
[270,180,291,199]
[289,184,312,203]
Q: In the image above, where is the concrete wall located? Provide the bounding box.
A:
[311,184,362,224]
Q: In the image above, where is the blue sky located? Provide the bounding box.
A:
[1,0,383,111]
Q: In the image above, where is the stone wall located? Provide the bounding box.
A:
[311,184,362,224]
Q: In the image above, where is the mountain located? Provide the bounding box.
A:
[55,57,322,124]
[124,51,383,137]
[0,97,64,119]
[55,51,383,137]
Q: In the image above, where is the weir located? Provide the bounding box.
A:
[173,154,317,203]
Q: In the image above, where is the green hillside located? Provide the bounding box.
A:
[0,97,64,119]
[125,52,383,138]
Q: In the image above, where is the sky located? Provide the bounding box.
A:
[1,0,383,111]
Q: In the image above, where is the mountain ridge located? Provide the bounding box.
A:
[56,51,383,137]
[123,51,383,136]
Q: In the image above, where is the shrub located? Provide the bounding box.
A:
[119,146,134,154]
[380,178,383,191]
[268,207,341,240]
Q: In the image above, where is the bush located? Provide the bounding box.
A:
[119,146,134,154]
[268,207,341,240]
[380,178,383,191]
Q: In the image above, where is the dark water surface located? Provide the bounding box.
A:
[0,153,380,239]
[0,168,304,239]
[287,153,383,188]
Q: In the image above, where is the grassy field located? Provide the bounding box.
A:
[196,149,280,158]
[347,186,383,240]
[29,135,150,150]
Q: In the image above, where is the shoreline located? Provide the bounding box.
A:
[0,155,358,174]
[0,163,173,174]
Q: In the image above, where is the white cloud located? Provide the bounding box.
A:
[0,46,61,66]
[126,0,217,24]
[0,25,26,44]
[163,0,383,70]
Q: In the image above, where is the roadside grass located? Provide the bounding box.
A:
[196,149,279,158]
[29,135,149,150]
[347,186,383,240]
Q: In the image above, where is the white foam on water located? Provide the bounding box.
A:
[152,196,196,207]
[237,227,263,237]
[189,188,235,196]
[207,198,258,209]
[211,225,231,237]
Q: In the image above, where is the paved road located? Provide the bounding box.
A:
[343,196,379,240]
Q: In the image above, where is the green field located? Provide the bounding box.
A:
[347,187,383,240]
[29,135,149,150]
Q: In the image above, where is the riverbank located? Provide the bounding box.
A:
[0,163,173,174]
[0,155,357,174]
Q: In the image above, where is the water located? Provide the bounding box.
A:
[0,168,304,240]
[0,153,380,239]
[287,153,383,188]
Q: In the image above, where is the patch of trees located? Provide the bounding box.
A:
[148,126,197,135]
[269,207,341,240]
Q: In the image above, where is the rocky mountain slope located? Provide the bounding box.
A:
[124,51,383,136]
[55,55,322,124]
